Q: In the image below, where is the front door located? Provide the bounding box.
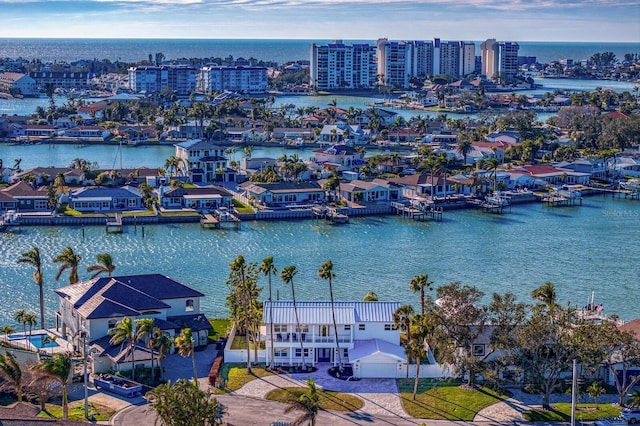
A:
[317,348,331,363]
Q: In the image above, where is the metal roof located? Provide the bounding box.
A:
[263,301,402,324]
[348,338,407,362]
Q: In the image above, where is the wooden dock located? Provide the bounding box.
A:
[105,213,123,233]
[200,214,220,229]
[391,202,443,221]
[541,195,582,207]
[313,206,349,224]
[466,199,510,214]
[590,186,640,200]
[0,210,20,232]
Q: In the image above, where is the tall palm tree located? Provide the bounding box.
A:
[174,327,197,385]
[409,274,433,315]
[0,352,23,402]
[393,304,415,378]
[318,260,341,369]
[230,255,252,374]
[25,313,37,337]
[153,332,173,381]
[86,253,116,279]
[281,265,305,368]
[259,256,278,370]
[108,316,137,381]
[14,309,28,335]
[17,247,45,329]
[32,353,72,419]
[135,318,157,382]
[54,246,82,284]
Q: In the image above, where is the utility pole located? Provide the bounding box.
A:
[571,358,577,426]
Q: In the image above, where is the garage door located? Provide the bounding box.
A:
[358,362,398,378]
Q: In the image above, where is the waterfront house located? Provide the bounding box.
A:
[613,155,640,178]
[62,125,112,141]
[336,179,402,204]
[318,123,371,145]
[13,167,85,186]
[555,158,607,180]
[54,274,210,374]
[0,72,37,96]
[388,174,457,199]
[271,127,314,142]
[256,301,447,378]
[509,164,591,186]
[114,125,157,140]
[68,186,142,212]
[159,185,233,210]
[487,131,521,144]
[226,127,268,143]
[1,181,50,212]
[238,181,325,208]
[310,144,367,172]
[175,139,230,183]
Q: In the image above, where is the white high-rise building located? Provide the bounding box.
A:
[310,41,377,90]
[199,66,268,94]
[128,65,197,96]
[481,39,520,84]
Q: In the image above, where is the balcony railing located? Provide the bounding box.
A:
[272,333,351,344]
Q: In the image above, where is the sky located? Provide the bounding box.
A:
[0,0,639,42]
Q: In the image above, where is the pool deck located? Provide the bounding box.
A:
[2,329,74,354]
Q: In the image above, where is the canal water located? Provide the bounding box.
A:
[1,193,638,327]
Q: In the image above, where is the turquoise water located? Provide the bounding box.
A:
[8,333,59,348]
[1,194,639,327]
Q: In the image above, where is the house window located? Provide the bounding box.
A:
[344,325,351,331]
[274,348,288,358]
[274,325,287,333]
[186,299,194,312]
[108,319,117,329]
[295,348,309,357]
[384,324,392,331]
[343,349,348,358]
[473,344,485,357]
[296,324,309,333]
[358,324,365,331]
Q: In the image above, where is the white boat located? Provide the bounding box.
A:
[216,207,235,222]
[620,180,640,192]
[485,192,510,207]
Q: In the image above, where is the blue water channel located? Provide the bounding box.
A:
[1,194,638,327]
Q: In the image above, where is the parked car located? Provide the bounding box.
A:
[622,407,640,424]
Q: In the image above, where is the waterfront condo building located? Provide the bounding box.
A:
[0,72,37,96]
[310,41,378,90]
[198,66,268,94]
[128,65,197,96]
[481,39,520,84]
[28,71,91,91]
[433,39,476,80]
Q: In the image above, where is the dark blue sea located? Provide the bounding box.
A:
[0,38,638,64]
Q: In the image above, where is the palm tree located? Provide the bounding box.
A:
[409,274,433,315]
[0,352,23,402]
[486,157,500,193]
[259,256,278,370]
[283,378,319,426]
[362,291,379,302]
[86,253,116,279]
[627,389,640,407]
[135,318,157,382]
[393,304,415,378]
[153,332,173,381]
[108,316,137,381]
[174,327,198,385]
[14,309,27,335]
[230,255,253,374]
[32,353,72,419]
[1,325,15,344]
[25,313,37,337]
[531,281,557,309]
[17,247,45,329]
[318,260,342,370]
[54,246,82,284]
[281,265,305,368]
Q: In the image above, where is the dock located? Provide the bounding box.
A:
[465,198,510,214]
[391,201,443,221]
[590,186,640,200]
[541,194,582,207]
[105,213,123,233]
[313,206,349,224]
[200,214,220,229]
[0,210,20,232]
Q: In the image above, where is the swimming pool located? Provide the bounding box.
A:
[8,333,60,349]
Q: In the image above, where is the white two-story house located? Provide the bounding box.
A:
[261,301,448,378]
[54,274,211,374]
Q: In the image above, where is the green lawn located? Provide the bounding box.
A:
[158,210,201,217]
[230,335,265,350]
[38,402,115,421]
[398,379,509,421]
[208,318,230,342]
[266,387,363,412]
[232,199,255,214]
[523,403,620,422]
[216,363,273,393]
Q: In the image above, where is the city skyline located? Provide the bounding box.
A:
[1,0,638,43]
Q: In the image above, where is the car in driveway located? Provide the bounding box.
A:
[622,407,640,424]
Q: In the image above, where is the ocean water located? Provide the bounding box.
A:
[0,194,638,328]
[1,38,638,65]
